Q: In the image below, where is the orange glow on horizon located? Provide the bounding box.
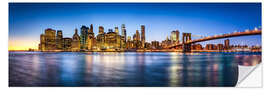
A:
[9,40,39,50]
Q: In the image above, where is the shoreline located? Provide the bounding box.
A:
[8,50,262,53]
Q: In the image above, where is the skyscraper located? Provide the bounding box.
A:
[87,24,96,50]
[71,29,80,51]
[151,40,160,49]
[63,37,72,51]
[114,27,121,49]
[115,27,119,35]
[44,28,56,51]
[89,24,94,34]
[99,26,104,34]
[105,29,118,49]
[225,39,230,50]
[39,34,45,51]
[136,30,140,41]
[56,30,63,50]
[80,25,89,50]
[170,30,180,43]
[176,30,179,42]
[121,24,127,42]
[141,25,145,48]
[96,26,105,50]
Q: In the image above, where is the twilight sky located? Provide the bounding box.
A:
[9,3,261,50]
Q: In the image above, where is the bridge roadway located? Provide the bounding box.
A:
[168,29,262,48]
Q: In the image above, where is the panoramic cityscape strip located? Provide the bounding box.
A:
[33,24,262,52]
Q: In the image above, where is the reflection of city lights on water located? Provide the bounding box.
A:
[169,65,181,86]
[85,55,93,73]
[213,64,219,71]
[168,53,181,86]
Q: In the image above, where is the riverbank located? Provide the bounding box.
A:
[9,49,261,52]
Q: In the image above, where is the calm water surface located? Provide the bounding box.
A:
[9,52,261,87]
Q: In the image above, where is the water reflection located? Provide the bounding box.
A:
[9,52,261,87]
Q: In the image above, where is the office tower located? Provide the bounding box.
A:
[171,30,180,43]
[87,24,96,50]
[132,34,137,48]
[88,24,95,39]
[133,34,136,41]
[121,24,127,42]
[96,34,105,50]
[127,36,131,41]
[39,34,45,51]
[151,40,160,49]
[56,30,63,50]
[105,29,118,49]
[115,27,119,35]
[126,36,132,49]
[63,38,72,51]
[225,39,230,50]
[141,25,145,48]
[136,30,141,48]
[96,26,105,50]
[71,29,80,51]
[99,26,104,34]
[89,24,94,34]
[80,25,89,50]
[193,44,203,50]
[205,44,214,50]
[44,28,56,50]
[175,30,179,42]
[145,42,151,49]
[217,44,224,50]
[136,30,140,41]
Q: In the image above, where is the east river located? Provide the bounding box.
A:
[9,52,261,87]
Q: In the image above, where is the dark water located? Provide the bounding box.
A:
[9,52,261,87]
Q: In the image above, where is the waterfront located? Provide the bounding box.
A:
[9,52,261,87]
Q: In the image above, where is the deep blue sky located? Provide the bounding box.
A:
[9,3,261,49]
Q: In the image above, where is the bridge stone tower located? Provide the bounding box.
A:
[182,33,192,52]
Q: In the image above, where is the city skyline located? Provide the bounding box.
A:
[9,3,261,50]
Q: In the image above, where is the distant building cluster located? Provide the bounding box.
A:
[39,24,149,51]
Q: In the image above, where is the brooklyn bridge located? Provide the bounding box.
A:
[167,29,262,52]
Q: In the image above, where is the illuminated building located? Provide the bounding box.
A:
[224,39,230,50]
[121,24,127,42]
[63,38,72,51]
[120,35,126,49]
[191,44,203,50]
[132,30,141,49]
[39,34,45,51]
[71,29,80,51]
[56,30,63,50]
[87,24,96,50]
[44,28,56,51]
[105,29,118,49]
[136,30,140,41]
[115,27,119,35]
[96,26,105,50]
[126,36,133,49]
[115,27,121,49]
[217,44,224,50]
[161,36,172,48]
[141,25,145,48]
[133,34,136,41]
[151,40,160,49]
[205,44,214,50]
[170,30,179,44]
[145,42,151,49]
[80,25,89,50]
[99,26,104,34]
[205,44,218,50]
